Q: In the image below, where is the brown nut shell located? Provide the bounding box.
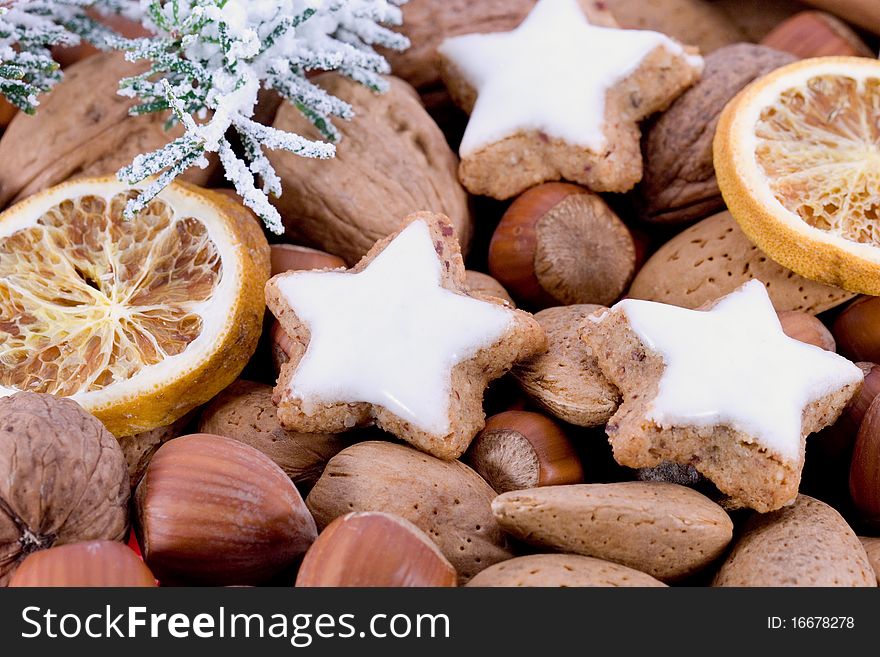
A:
[0,53,215,208]
[0,392,130,585]
[466,553,666,587]
[629,211,855,314]
[9,540,156,587]
[306,441,512,583]
[492,482,733,581]
[198,380,347,491]
[777,311,836,351]
[136,433,317,586]
[296,512,457,587]
[270,244,346,277]
[638,44,796,224]
[464,270,515,306]
[489,183,635,308]
[513,304,619,426]
[267,74,471,265]
[833,297,880,364]
[850,395,880,527]
[464,411,584,493]
[860,536,880,585]
[713,495,875,587]
[761,11,875,58]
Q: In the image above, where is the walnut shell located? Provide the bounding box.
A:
[0,392,130,585]
[268,74,472,265]
[638,44,796,224]
[0,52,216,209]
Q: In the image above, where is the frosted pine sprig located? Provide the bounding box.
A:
[116,0,410,234]
[0,0,131,113]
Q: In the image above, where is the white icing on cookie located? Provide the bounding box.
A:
[614,280,861,461]
[275,220,515,436]
[438,0,704,158]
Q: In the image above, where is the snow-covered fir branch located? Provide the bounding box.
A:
[116,0,410,234]
[0,0,133,113]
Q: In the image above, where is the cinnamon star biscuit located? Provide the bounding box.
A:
[438,0,703,199]
[582,280,862,512]
[266,212,546,460]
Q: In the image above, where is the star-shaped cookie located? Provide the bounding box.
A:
[582,280,862,512]
[437,0,703,200]
[265,212,546,460]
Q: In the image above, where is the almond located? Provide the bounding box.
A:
[492,482,733,581]
[306,441,512,583]
[197,380,348,492]
[628,211,855,314]
[860,537,880,585]
[713,495,875,587]
[466,554,666,587]
[512,304,619,427]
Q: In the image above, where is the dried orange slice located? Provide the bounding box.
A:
[0,177,269,436]
[715,56,880,295]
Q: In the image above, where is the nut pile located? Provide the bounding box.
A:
[0,0,880,588]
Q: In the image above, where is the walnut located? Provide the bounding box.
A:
[0,392,129,585]
[637,44,796,224]
[0,52,217,209]
[267,74,472,265]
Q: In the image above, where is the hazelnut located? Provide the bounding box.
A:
[136,433,317,585]
[833,297,880,363]
[296,512,457,587]
[270,244,346,277]
[0,392,130,585]
[464,411,584,493]
[847,363,880,430]
[761,11,874,58]
[778,310,836,351]
[488,183,636,309]
[850,395,880,527]
[798,0,880,36]
[9,540,156,587]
